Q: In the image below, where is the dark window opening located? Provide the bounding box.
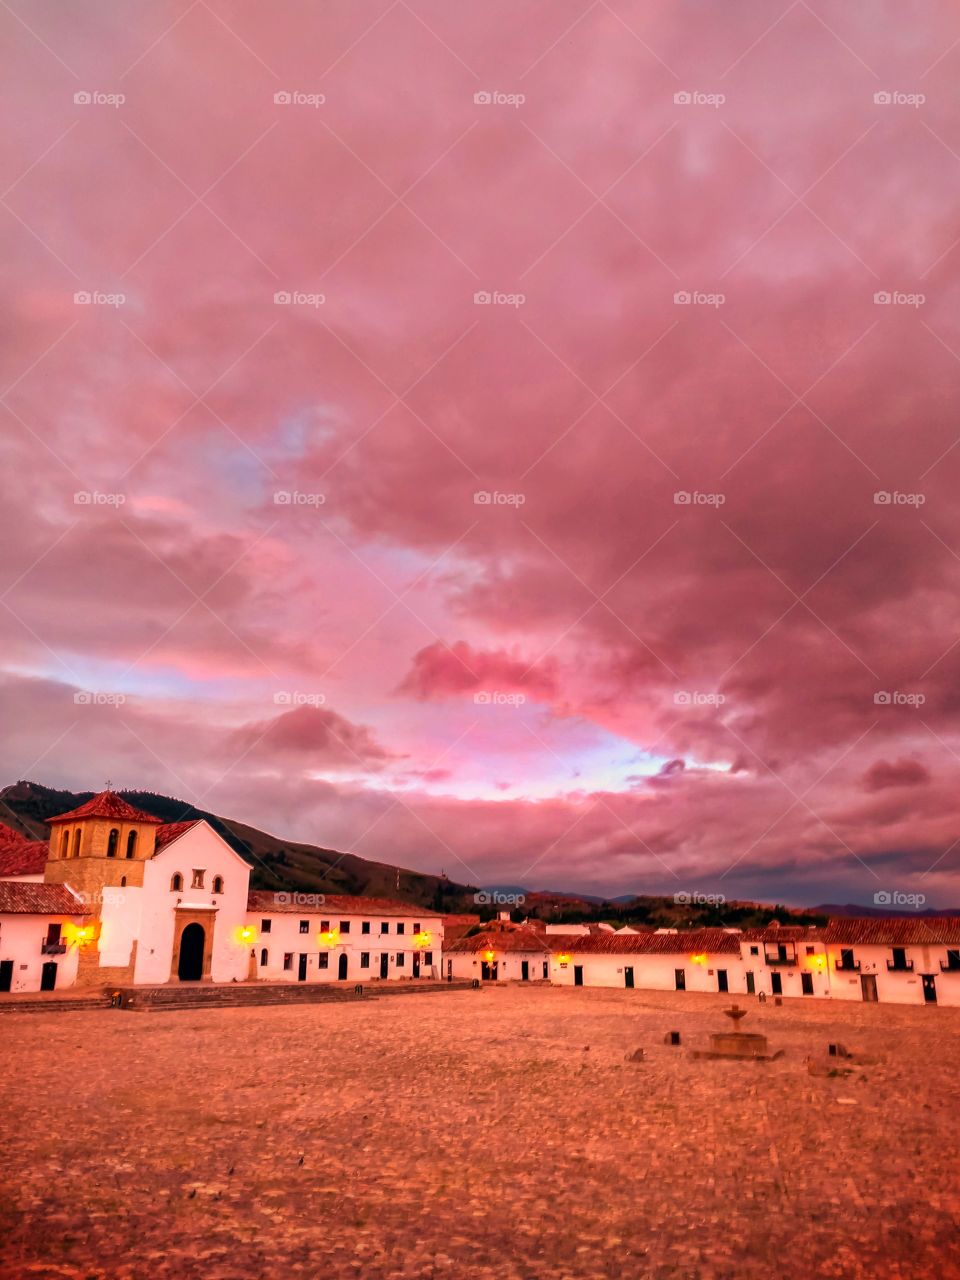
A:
[107,828,119,858]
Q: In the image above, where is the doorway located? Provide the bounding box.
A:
[801,972,814,995]
[0,960,13,993]
[573,966,583,987]
[674,969,685,991]
[771,972,782,996]
[922,974,937,1004]
[717,969,728,993]
[860,974,878,1002]
[297,953,307,982]
[40,962,58,991]
[624,966,634,989]
[481,960,498,980]
[177,923,205,981]
[412,954,420,979]
[338,953,348,981]
[746,971,755,995]
[380,953,389,979]
[521,960,529,981]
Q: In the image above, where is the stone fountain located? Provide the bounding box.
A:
[693,1003,783,1061]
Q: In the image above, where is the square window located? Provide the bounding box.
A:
[381,922,389,934]
[299,920,309,934]
[396,952,405,966]
[321,920,330,932]
[318,952,329,969]
[424,951,433,965]
[339,921,350,934]
[749,945,758,955]
[414,923,420,933]
[805,945,815,955]
[360,953,370,968]
[261,919,272,933]
[397,922,405,935]
[191,869,205,889]
[361,921,370,935]
[283,953,293,971]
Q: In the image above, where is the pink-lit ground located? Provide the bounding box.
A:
[1,988,959,1278]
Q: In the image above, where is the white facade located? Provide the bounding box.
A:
[0,909,84,993]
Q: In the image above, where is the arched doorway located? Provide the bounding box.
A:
[338,953,348,980]
[178,922,205,981]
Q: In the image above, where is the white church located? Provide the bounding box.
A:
[0,791,442,994]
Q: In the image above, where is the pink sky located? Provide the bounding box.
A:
[3,1,960,905]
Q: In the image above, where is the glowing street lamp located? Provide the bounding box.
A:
[234,924,258,946]
[318,927,340,948]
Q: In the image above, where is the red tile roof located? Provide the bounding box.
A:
[155,821,199,850]
[739,925,821,943]
[247,890,441,918]
[0,881,90,915]
[821,917,960,946]
[0,823,48,877]
[554,927,744,957]
[446,927,556,954]
[48,791,162,825]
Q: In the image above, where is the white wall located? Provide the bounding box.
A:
[549,951,747,992]
[249,908,443,983]
[448,949,548,981]
[0,914,82,993]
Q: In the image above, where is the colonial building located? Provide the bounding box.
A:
[0,791,444,994]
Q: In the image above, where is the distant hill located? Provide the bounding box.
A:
[814,902,960,918]
[0,780,476,913]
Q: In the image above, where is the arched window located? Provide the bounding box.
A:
[126,830,137,859]
[212,875,224,894]
[171,873,183,892]
[72,828,81,857]
[107,828,119,858]
[260,947,268,966]
[120,876,127,887]
[60,829,69,857]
